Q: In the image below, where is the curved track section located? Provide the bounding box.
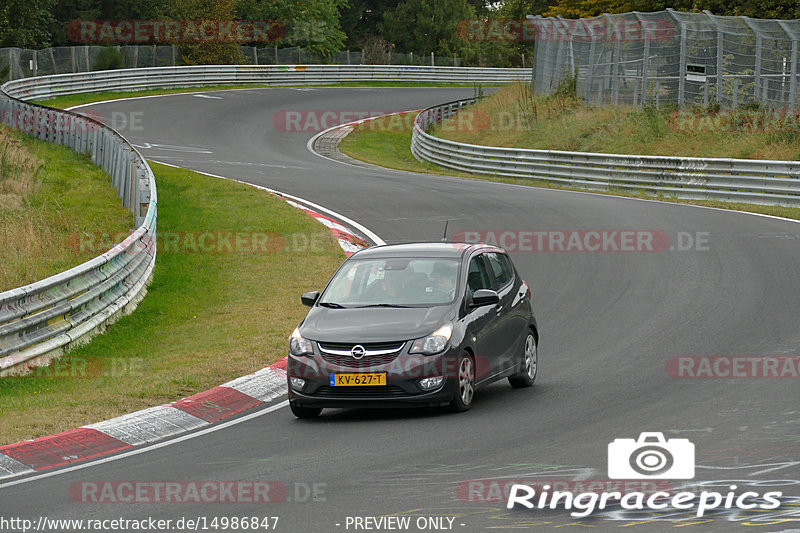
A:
[1,87,798,531]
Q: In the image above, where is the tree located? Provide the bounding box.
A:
[339,0,401,48]
[164,0,244,65]
[382,0,476,56]
[0,0,55,48]
[542,0,636,18]
[236,0,347,58]
[499,0,551,19]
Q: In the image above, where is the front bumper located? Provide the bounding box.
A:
[287,345,460,409]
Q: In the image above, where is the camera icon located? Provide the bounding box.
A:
[608,432,695,479]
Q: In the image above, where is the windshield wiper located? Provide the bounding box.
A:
[355,303,414,308]
[319,302,347,308]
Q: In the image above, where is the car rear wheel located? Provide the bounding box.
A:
[290,402,322,418]
[509,332,537,388]
[449,354,475,412]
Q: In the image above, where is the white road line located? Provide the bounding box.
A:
[0,401,289,489]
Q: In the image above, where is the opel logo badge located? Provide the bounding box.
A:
[351,344,366,360]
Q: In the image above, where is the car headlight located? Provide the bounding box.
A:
[289,328,314,356]
[409,323,453,355]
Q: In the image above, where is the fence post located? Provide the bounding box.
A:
[743,18,762,103]
[583,19,597,105]
[704,11,724,105]
[778,21,798,110]
[605,14,622,105]
[633,13,651,106]
[556,17,574,88]
[678,17,686,106]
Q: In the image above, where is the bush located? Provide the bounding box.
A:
[93,47,127,71]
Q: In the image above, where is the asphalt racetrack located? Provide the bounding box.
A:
[1,87,798,532]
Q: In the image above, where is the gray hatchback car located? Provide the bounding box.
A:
[287,242,538,418]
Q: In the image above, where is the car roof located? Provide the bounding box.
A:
[351,242,503,259]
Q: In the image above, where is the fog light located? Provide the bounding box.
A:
[418,376,444,390]
[290,377,306,390]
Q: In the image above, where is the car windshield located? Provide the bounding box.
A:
[319,258,460,307]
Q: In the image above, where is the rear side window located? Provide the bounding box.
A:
[486,252,513,288]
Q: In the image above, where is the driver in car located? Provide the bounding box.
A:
[366,270,405,301]
[430,263,457,298]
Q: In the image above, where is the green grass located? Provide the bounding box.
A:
[339,112,800,221]
[437,83,800,161]
[0,126,134,291]
[35,82,496,110]
[0,162,344,444]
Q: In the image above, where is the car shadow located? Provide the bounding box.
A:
[294,381,547,423]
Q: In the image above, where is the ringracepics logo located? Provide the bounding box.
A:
[506,433,782,518]
[608,432,694,479]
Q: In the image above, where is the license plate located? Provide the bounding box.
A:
[330,373,387,386]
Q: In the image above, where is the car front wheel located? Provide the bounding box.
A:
[449,354,475,412]
[509,332,537,388]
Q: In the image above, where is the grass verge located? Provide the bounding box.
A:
[34,82,496,110]
[338,111,800,221]
[0,162,344,445]
[0,126,133,291]
[436,83,800,161]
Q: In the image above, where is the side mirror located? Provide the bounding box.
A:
[471,289,499,307]
[301,291,320,307]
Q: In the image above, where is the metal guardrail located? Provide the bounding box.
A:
[3,64,529,101]
[0,80,157,376]
[411,98,800,207]
[0,64,526,375]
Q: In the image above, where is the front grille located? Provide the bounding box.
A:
[317,341,405,368]
[313,385,409,398]
[318,341,405,353]
[320,352,399,368]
